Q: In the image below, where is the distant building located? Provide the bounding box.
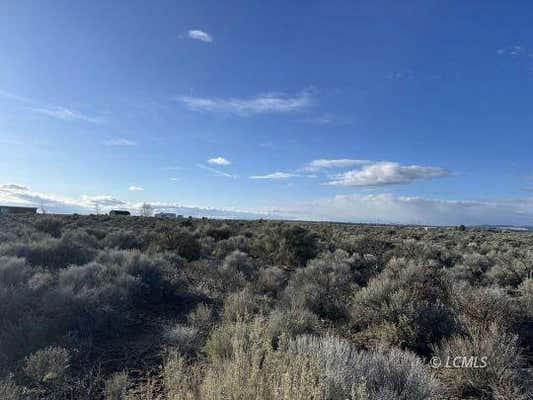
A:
[109,210,131,216]
[155,212,176,218]
[0,205,38,215]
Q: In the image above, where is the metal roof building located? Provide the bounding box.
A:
[0,206,38,215]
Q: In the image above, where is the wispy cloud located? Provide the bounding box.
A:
[497,45,530,57]
[0,89,104,124]
[101,138,138,147]
[250,172,297,180]
[175,91,314,116]
[81,195,128,208]
[0,89,33,103]
[188,29,213,43]
[197,164,237,178]
[302,114,352,125]
[302,159,370,172]
[208,156,231,166]
[128,186,144,191]
[327,162,450,187]
[32,106,104,124]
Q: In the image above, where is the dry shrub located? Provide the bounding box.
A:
[195,319,442,400]
[451,283,517,332]
[164,324,200,355]
[164,351,203,400]
[104,371,130,400]
[256,266,287,294]
[487,255,532,288]
[187,303,214,331]
[222,289,264,322]
[266,306,320,343]
[434,324,527,399]
[0,377,21,400]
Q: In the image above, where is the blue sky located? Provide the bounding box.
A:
[1,0,533,225]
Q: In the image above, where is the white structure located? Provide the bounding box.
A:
[155,212,177,218]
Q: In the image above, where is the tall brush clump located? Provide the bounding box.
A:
[179,317,442,400]
[164,350,207,400]
[351,258,456,355]
[433,324,528,400]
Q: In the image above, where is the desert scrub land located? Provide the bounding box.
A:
[0,214,532,399]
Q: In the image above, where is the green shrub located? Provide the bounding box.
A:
[102,230,144,250]
[252,223,318,268]
[351,260,456,354]
[154,228,202,261]
[284,250,358,320]
[218,250,257,290]
[0,231,96,269]
[23,346,70,385]
[34,217,63,238]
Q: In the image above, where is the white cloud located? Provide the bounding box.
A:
[0,183,29,191]
[327,162,450,187]
[101,138,137,147]
[129,186,144,192]
[208,157,231,166]
[197,164,237,178]
[250,172,297,180]
[303,159,370,172]
[0,184,267,218]
[0,185,126,214]
[188,29,213,43]
[33,106,104,124]
[175,91,313,116]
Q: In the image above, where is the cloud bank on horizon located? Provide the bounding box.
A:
[2,183,533,226]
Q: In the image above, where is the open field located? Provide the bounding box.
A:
[1,214,532,399]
